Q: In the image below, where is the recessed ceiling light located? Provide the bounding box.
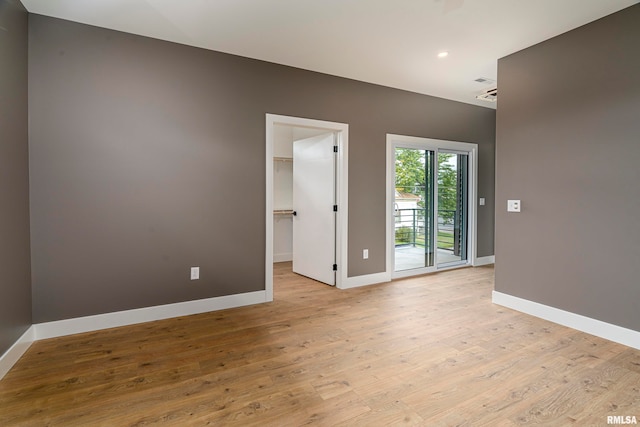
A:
[437,51,449,58]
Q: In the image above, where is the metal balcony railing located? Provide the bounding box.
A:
[394,208,457,251]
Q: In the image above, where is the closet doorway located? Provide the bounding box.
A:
[265,115,349,300]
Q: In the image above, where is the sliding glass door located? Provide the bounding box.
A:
[388,135,476,278]
[437,151,468,267]
[393,148,435,271]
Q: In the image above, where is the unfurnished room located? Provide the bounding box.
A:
[1,0,639,425]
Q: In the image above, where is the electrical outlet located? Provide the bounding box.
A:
[507,200,521,212]
[190,267,200,280]
[479,197,485,206]
[363,249,369,259]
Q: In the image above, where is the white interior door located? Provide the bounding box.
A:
[292,132,336,285]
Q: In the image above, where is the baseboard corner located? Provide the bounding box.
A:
[0,326,36,380]
[474,255,495,266]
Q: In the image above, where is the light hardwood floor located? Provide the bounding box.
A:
[1,263,639,426]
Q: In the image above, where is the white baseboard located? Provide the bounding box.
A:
[474,255,495,266]
[0,326,35,380]
[492,291,640,350]
[34,291,268,340]
[273,253,293,263]
[341,272,391,289]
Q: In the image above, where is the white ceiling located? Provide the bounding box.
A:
[21,0,639,108]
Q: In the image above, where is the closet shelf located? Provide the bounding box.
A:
[273,209,294,216]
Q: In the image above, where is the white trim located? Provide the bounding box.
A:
[336,127,349,289]
[266,114,349,292]
[386,134,478,279]
[0,326,35,380]
[386,139,394,279]
[266,118,275,301]
[34,291,267,340]
[474,255,495,266]
[492,291,640,350]
[392,266,437,279]
[340,272,392,289]
[273,253,293,263]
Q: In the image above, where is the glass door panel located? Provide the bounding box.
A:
[394,148,435,272]
[437,152,468,267]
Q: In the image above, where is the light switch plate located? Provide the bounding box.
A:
[507,200,521,212]
[190,267,200,280]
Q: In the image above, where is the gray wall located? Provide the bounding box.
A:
[29,15,495,323]
[495,4,640,331]
[0,0,31,355]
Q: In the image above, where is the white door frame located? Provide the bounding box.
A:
[266,114,349,300]
[386,134,478,279]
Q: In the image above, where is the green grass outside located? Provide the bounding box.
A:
[395,228,454,250]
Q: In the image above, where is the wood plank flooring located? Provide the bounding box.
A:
[1,263,639,426]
